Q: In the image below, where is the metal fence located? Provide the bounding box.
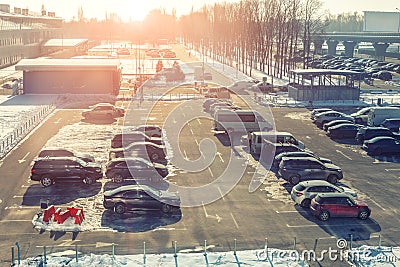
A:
[0,104,55,158]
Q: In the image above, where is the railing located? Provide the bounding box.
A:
[0,103,55,159]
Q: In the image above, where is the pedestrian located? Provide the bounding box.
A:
[11,79,19,96]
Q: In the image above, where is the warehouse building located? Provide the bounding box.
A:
[15,58,121,95]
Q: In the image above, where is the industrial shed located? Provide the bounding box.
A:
[288,69,362,101]
[15,58,121,95]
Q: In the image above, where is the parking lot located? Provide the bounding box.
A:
[0,86,399,266]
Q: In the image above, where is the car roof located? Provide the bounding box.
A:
[298,180,332,187]
[281,156,318,162]
[35,156,79,162]
[316,192,351,198]
[368,136,397,142]
[108,184,158,194]
[93,102,114,107]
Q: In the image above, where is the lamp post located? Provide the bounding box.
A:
[396,8,400,33]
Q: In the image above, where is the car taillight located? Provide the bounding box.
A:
[295,192,303,197]
[31,169,36,173]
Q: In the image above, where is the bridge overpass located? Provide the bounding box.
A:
[315,32,400,59]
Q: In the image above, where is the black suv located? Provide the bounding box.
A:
[105,157,168,183]
[103,185,180,214]
[30,157,103,187]
[355,126,400,144]
[111,131,163,148]
[278,157,343,185]
[108,142,167,162]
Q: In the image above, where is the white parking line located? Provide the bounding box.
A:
[208,167,214,177]
[216,152,224,163]
[335,149,352,160]
[367,198,386,211]
[195,139,199,146]
[13,195,53,198]
[197,118,202,125]
[183,149,188,160]
[190,127,194,135]
[217,186,225,201]
[230,213,239,229]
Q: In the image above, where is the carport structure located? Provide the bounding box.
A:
[15,58,121,95]
[288,69,362,101]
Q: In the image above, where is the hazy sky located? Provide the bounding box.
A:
[1,0,400,21]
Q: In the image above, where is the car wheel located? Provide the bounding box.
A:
[358,209,370,220]
[40,176,53,187]
[289,175,300,185]
[114,203,126,214]
[150,152,160,161]
[112,173,124,183]
[300,199,311,208]
[374,148,382,156]
[162,204,172,213]
[321,121,328,127]
[318,210,330,221]
[83,176,94,185]
[327,174,338,184]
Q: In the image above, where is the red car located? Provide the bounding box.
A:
[310,193,370,221]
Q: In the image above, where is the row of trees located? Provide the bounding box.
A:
[180,0,326,78]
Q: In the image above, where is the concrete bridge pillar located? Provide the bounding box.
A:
[327,40,339,55]
[343,41,357,57]
[313,39,324,55]
[373,42,389,61]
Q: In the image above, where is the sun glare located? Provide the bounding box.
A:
[120,1,150,22]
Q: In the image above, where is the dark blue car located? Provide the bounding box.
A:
[327,123,361,139]
[362,136,400,155]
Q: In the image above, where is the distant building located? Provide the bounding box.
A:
[15,58,121,95]
[0,4,62,68]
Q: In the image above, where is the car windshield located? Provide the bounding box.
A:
[75,157,88,167]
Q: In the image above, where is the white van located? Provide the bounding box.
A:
[248,131,305,155]
[214,110,272,133]
[367,107,400,126]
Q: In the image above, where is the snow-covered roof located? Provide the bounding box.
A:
[15,58,121,71]
[42,38,88,47]
[290,69,361,76]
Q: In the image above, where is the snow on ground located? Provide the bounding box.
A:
[19,248,309,266]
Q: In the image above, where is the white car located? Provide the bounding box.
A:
[314,111,354,127]
[291,180,357,208]
[227,80,258,92]
[310,108,332,120]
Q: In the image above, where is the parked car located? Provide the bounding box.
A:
[355,126,400,144]
[203,98,232,112]
[362,136,400,155]
[111,131,163,148]
[323,119,353,131]
[37,147,95,163]
[291,180,357,208]
[278,157,343,185]
[82,103,124,119]
[105,157,168,183]
[124,125,163,138]
[380,118,400,132]
[351,107,372,124]
[327,123,362,139]
[103,184,180,214]
[227,80,258,92]
[261,140,304,159]
[30,157,103,187]
[375,70,392,81]
[314,111,354,127]
[273,151,332,170]
[109,142,167,162]
[310,108,332,120]
[310,193,370,221]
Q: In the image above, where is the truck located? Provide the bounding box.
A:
[367,107,400,126]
